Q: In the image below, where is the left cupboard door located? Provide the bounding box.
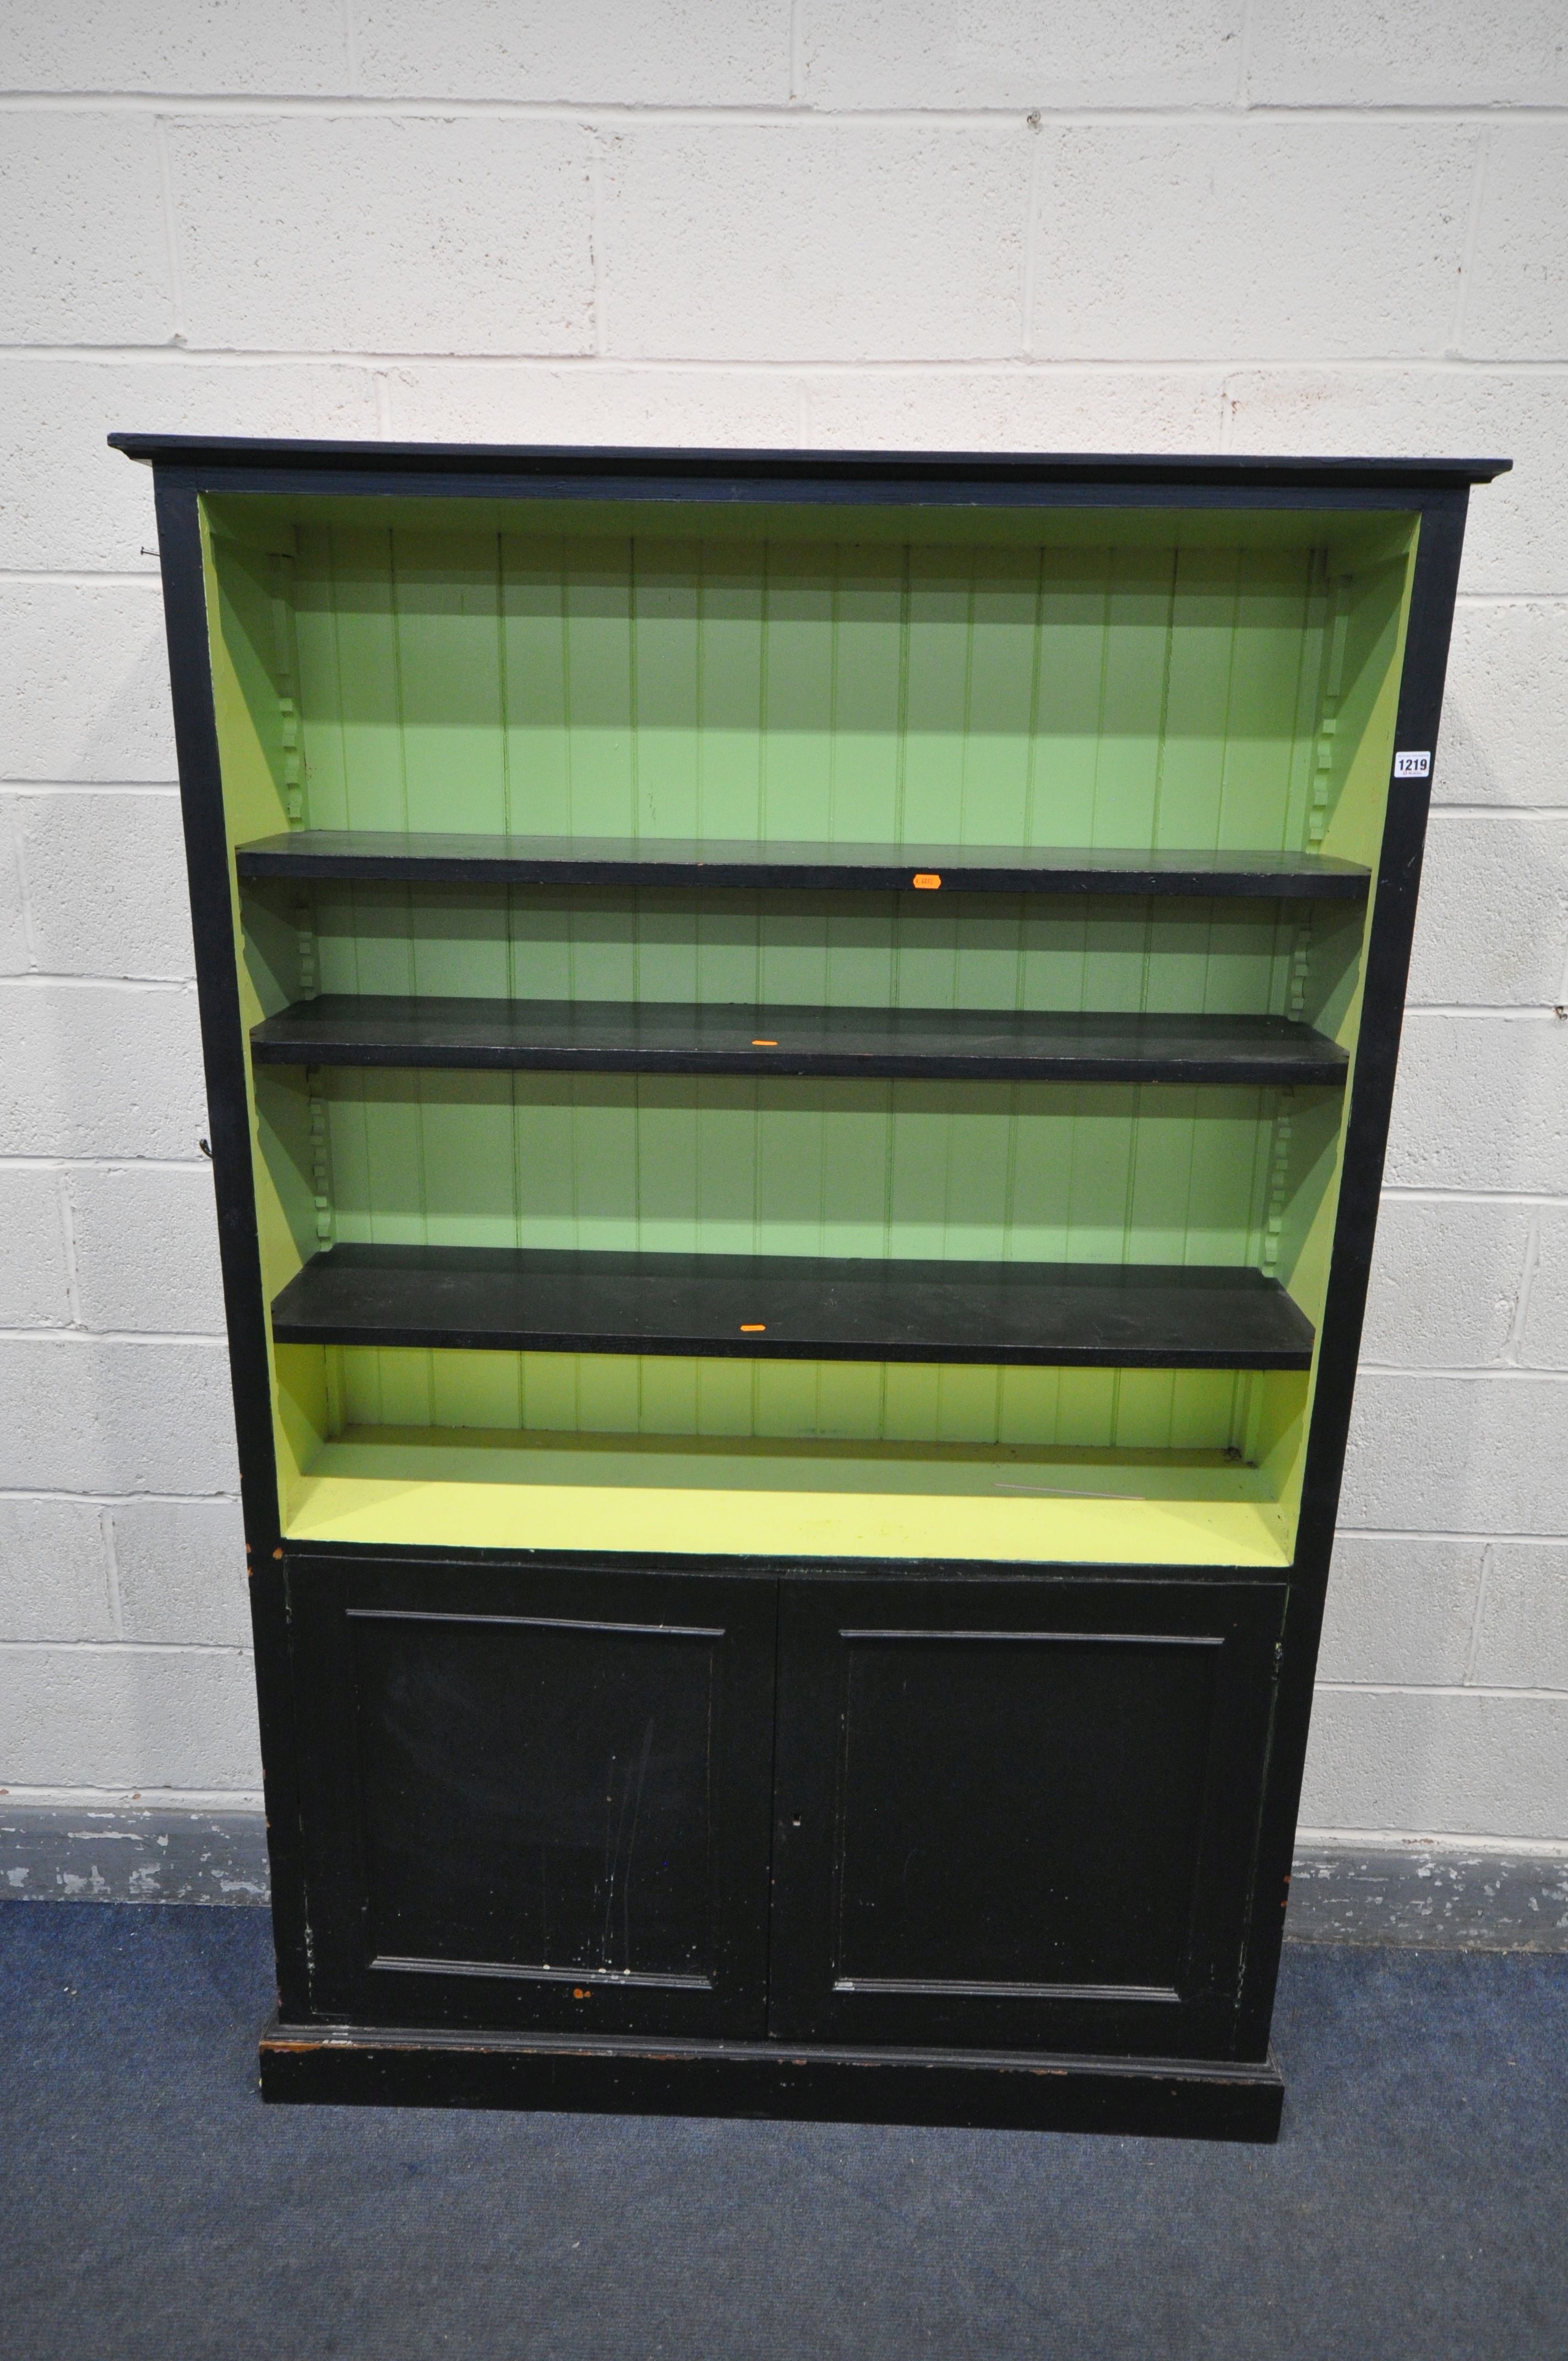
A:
[285,1553,779,2041]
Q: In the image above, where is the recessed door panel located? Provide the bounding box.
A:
[769,1575,1286,2057]
[834,1629,1219,1996]
[289,1553,777,2039]
[351,1611,717,1985]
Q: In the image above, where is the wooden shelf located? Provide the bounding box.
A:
[270,1245,1315,1370]
[236,830,1371,901]
[249,995,1349,1085]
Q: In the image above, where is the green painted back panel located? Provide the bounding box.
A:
[231,510,1407,1494]
[305,1073,1289,1267]
[335,1345,1266,1459]
[290,529,1327,855]
[295,885,1312,1020]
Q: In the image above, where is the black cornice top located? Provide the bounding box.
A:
[108,432,1511,496]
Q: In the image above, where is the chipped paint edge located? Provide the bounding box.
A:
[3,1810,1566,1947]
[0,1806,270,1905]
[1286,1841,1568,1951]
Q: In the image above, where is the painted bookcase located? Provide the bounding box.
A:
[119,437,1505,2139]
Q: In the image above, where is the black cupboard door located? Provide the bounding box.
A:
[286,1554,778,2040]
[767,1574,1287,2059]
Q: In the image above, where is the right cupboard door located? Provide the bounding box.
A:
[767,1574,1287,2060]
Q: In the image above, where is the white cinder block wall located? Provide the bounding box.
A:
[1,3,1565,1852]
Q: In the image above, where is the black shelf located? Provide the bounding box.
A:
[236,831,1370,901]
[270,1245,1315,1370]
[251,995,1349,1087]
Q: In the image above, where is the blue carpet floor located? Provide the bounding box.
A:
[1,1906,1564,2361]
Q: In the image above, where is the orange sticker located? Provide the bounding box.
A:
[752,1038,778,1047]
[912,872,941,889]
[740,1323,766,1332]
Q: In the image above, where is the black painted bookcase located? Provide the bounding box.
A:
[118,436,1505,2141]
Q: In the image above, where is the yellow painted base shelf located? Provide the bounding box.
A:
[283,1427,1295,1567]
